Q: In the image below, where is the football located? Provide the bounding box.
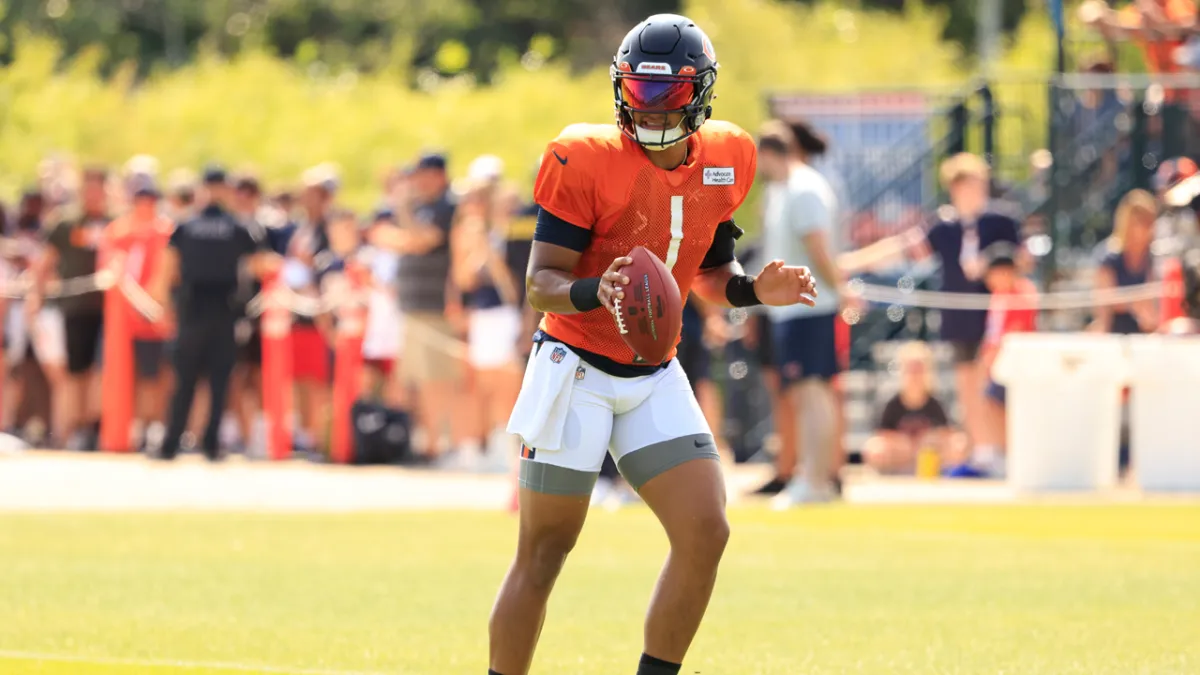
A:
[614,246,683,364]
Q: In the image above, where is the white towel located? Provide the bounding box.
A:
[506,342,580,451]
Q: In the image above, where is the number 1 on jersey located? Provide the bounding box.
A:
[665,195,684,270]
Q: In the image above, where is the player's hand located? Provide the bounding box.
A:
[753,260,817,307]
[598,256,633,314]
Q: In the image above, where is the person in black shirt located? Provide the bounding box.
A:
[29,167,111,450]
[148,166,280,461]
[863,341,966,474]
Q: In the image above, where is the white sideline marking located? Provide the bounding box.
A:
[0,650,394,675]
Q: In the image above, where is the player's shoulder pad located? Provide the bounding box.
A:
[701,119,753,142]
[699,120,755,166]
[547,123,625,160]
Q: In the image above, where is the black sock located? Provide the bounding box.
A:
[488,670,505,675]
[637,653,682,675]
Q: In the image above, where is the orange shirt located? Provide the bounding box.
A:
[104,214,175,340]
[534,121,756,364]
[1119,0,1197,73]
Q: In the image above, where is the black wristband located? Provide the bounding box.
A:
[725,274,761,308]
[569,277,604,312]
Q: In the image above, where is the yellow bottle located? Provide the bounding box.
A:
[916,446,941,480]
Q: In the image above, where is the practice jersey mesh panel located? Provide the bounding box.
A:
[543,163,737,365]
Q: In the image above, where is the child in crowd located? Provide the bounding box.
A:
[863,341,967,475]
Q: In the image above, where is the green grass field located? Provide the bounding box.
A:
[1,505,1198,675]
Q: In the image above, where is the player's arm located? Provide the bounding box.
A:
[525,208,630,315]
[527,132,632,315]
[691,219,760,309]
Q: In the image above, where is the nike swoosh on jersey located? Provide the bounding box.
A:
[552,150,568,165]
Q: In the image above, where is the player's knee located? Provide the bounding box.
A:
[519,526,580,588]
[672,508,729,565]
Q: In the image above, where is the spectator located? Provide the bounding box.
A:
[359,207,405,408]
[3,190,57,438]
[369,152,462,462]
[451,155,522,471]
[150,166,279,461]
[227,173,268,453]
[863,341,966,475]
[1092,189,1160,334]
[29,166,112,450]
[104,175,175,451]
[840,152,1020,472]
[976,242,1038,476]
[165,169,198,223]
[757,119,844,506]
[286,165,337,455]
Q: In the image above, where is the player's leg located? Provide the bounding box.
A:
[489,357,614,675]
[610,362,727,672]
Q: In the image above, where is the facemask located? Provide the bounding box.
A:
[635,123,686,149]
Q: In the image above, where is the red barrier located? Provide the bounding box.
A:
[99,248,135,453]
[1162,257,1186,325]
[260,274,295,460]
[330,264,369,464]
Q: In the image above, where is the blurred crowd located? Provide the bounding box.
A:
[0,151,540,473]
[2,109,1198,507]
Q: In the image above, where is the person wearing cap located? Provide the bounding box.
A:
[369,151,461,461]
[104,176,175,451]
[28,166,112,450]
[972,241,1038,478]
[148,165,280,461]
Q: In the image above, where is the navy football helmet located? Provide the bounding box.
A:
[610,14,718,150]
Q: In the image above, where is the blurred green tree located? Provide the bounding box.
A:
[0,0,1028,80]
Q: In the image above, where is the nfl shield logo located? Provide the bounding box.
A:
[550,346,567,364]
[575,366,586,381]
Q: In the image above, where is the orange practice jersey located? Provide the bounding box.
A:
[534,121,756,364]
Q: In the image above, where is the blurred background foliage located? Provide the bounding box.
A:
[0,0,1057,212]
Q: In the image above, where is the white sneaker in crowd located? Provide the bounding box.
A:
[771,479,837,510]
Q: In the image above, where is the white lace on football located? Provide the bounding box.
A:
[612,296,629,335]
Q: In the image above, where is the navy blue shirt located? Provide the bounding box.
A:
[1100,250,1151,335]
[926,210,1019,343]
[682,297,703,341]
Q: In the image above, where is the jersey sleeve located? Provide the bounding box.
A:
[533,134,599,231]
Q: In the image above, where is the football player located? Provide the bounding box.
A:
[491,14,818,675]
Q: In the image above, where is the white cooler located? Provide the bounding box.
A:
[992,333,1127,492]
[1128,335,1200,492]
